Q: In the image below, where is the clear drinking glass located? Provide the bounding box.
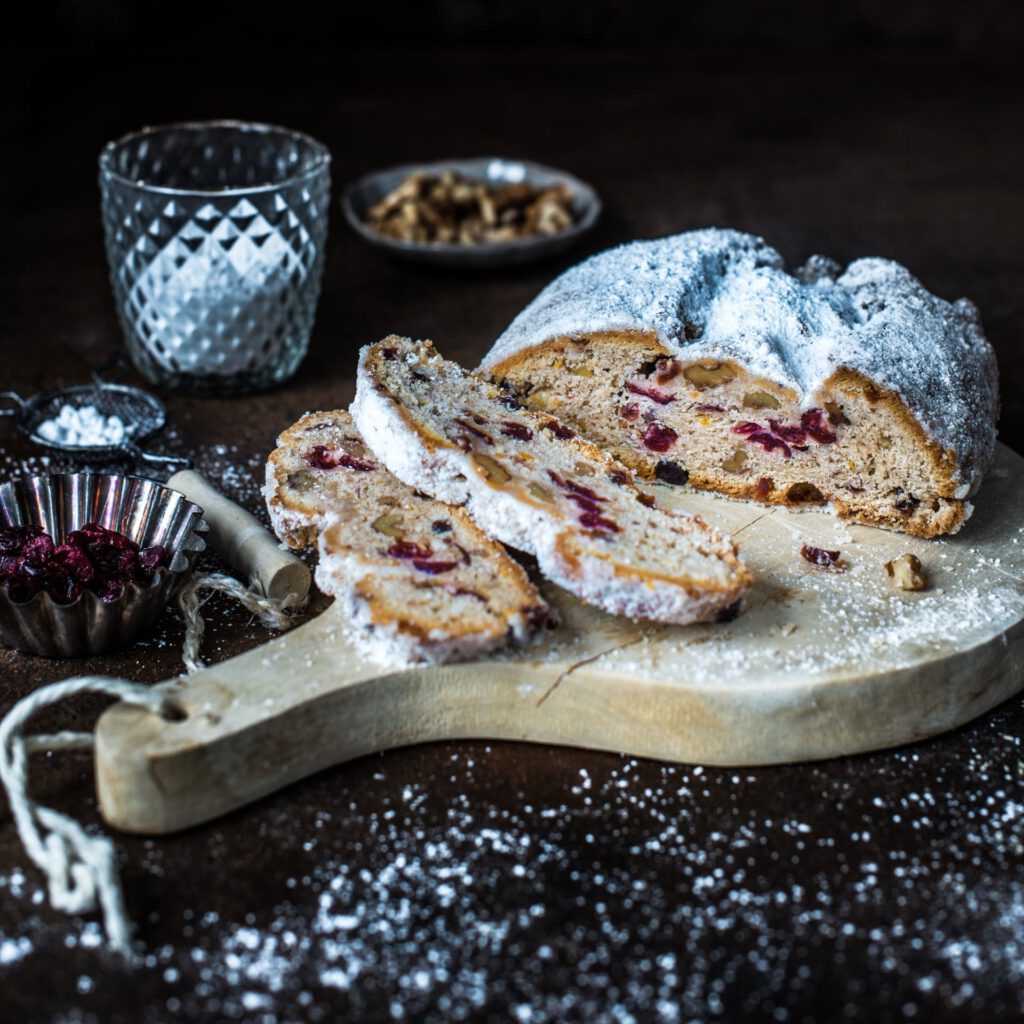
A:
[99,121,331,395]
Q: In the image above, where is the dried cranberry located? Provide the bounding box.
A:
[800,409,837,444]
[768,419,808,445]
[304,446,374,471]
[453,418,494,445]
[139,545,169,576]
[0,525,43,556]
[620,403,641,422]
[801,545,841,568]
[51,544,95,585]
[305,445,338,469]
[411,559,459,575]
[626,382,676,406]
[387,541,433,560]
[696,404,725,413]
[0,522,167,604]
[746,431,792,458]
[563,479,605,503]
[543,420,576,440]
[99,577,126,602]
[431,519,453,534]
[500,422,533,441]
[567,493,604,514]
[338,454,375,472]
[579,512,620,533]
[642,423,678,453]
[732,422,761,436]
[654,461,689,485]
[22,533,55,566]
[45,564,82,604]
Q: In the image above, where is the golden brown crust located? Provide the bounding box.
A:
[488,332,970,538]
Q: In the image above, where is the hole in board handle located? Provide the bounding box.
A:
[159,699,188,723]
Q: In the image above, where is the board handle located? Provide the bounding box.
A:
[167,468,311,603]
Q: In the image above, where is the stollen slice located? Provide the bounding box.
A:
[351,336,754,624]
[265,409,551,665]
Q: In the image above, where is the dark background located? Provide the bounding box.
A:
[12,0,1024,50]
[2,2,1024,1022]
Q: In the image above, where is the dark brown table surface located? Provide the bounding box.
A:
[2,43,1023,1023]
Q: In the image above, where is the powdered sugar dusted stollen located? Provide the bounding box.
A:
[265,410,550,665]
[351,337,753,624]
[481,229,999,537]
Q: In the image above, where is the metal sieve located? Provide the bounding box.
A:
[0,377,185,469]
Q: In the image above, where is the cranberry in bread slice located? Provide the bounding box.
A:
[264,410,551,665]
[351,337,753,625]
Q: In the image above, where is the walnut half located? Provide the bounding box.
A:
[885,553,927,591]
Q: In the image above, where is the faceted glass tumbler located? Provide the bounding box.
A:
[99,121,331,395]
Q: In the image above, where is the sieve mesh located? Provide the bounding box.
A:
[20,384,166,458]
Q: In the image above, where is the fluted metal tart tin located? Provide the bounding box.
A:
[0,473,206,657]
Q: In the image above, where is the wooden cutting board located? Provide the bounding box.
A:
[95,443,1024,835]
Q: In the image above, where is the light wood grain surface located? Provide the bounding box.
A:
[95,444,1024,834]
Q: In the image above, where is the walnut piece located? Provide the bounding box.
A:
[682,361,737,390]
[885,553,927,591]
[372,512,405,538]
[742,390,781,410]
[722,449,748,473]
[366,170,575,246]
[472,453,512,484]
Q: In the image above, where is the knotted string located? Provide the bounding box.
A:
[178,572,306,674]
[0,573,305,956]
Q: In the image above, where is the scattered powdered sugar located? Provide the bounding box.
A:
[2,730,1024,1020]
[2,379,1022,1019]
[483,229,999,492]
[35,404,127,448]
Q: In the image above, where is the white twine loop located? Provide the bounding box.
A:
[0,573,305,956]
[0,676,168,957]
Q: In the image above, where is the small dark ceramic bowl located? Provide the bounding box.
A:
[342,157,601,269]
[0,474,206,657]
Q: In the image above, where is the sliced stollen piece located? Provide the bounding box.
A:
[351,336,754,624]
[480,229,1000,538]
[264,410,551,665]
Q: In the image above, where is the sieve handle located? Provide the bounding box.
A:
[0,391,25,418]
[167,468,311,603]
[132,446,191,470]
